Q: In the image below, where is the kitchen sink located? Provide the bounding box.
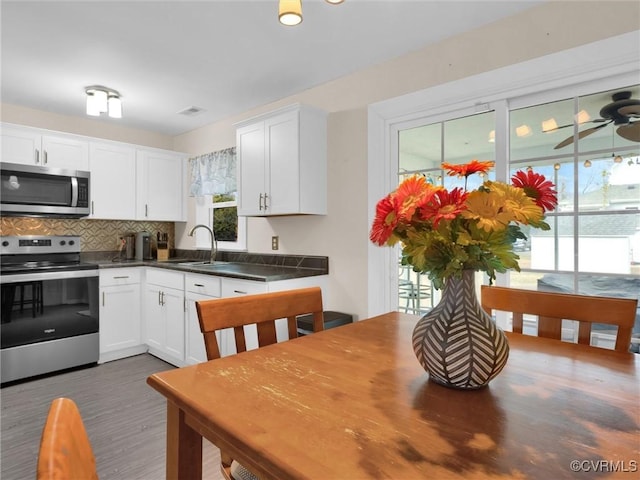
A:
[177,261,231,266]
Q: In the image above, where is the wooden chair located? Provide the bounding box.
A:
[37,397,98,480]
[196,286,325,479]
[481,285,637,353]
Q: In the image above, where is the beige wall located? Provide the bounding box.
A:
[2,2,639,318]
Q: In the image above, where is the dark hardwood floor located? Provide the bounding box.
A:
[1,353,221,479]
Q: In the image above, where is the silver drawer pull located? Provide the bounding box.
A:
[113,276,130,279]
[233,290,248,295]
[194,283,205,287]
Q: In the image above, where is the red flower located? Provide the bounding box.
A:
[369,195,398,246]
[511,170,558,212]
[443,160,495,178]
[419,187,468,228]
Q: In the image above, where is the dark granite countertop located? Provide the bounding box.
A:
[85,250,328,282]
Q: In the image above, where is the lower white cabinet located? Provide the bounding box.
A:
[99,268,144,363]
[144,268,185,366]
[100,266,329,367]
[185,273,221,364]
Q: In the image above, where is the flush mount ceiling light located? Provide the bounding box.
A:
[279,0,344,26]
[85,86,122,118]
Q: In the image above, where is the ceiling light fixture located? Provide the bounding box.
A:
[516,125,532,138]
[325,0,345,4]
[575,109,590,124]
[85,86,122,118]
[488,130,495,143]
[279,0,303,26]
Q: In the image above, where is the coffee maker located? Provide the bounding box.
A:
[135,231,152,260]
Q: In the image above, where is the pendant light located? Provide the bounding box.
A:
[279,0,302,26]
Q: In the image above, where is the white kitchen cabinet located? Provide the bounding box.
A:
[136,149,185,221]
[1,123,89,170]
[89,142,137,219]
[184,273,222,364]
[98,268,144,363]
[236,104,327,216]
[144,268,185,366]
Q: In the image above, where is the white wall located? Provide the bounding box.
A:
[3,1,639,319]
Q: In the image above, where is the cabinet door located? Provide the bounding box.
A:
[99,284,141,354]
[237,122,266,216]
[266,110,299,215]
[41,135,89,170]
[136,149,185,221]
[144,284,165,351]
[1,125,42,165]
[89,142,136,219]
[185,292,210,364]
[163,287,185,361]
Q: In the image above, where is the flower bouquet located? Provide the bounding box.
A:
[370,160,558,289]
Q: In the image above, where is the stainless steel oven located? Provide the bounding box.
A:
[0,235,99,384]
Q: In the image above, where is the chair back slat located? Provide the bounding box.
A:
[196,287,324,360]
[481,285,637,353]
[37,397,98,480]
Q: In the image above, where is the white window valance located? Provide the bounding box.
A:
[188,147,236,197]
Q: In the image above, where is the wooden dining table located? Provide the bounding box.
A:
[147,312,640,479]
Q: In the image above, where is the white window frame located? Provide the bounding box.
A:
[194,194,247,251]
[367,31,640,317]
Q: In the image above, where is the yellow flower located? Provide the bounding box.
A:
[488,182,543,225]
[461,190,511,232]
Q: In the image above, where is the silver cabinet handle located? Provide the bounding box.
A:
[102,292,105,306]
[145,204,149,217]
[91,201,95,215]
[194,283,205,287]
[264,193,269,210]
[113,276,129,279]
[43,150,48,165]
[259,193,264,211]
[161,291,165,306]
[158,291,162,305]
[35,149,40,164]
[233,290,248,295]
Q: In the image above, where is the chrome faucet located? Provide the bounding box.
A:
[188,224,217,264]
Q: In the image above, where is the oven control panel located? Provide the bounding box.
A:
[0,235,81,255]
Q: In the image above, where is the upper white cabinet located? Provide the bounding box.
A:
[235,104,327,216]
[136,149,186,221]
[89,142,137,220]
[1,124,89,170]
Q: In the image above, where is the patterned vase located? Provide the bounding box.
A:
[412,270,509,390]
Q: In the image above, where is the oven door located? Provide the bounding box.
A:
[0,269,99,383]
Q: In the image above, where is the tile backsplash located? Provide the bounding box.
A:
[0,217,174,251]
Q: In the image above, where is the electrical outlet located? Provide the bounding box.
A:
[271,236,279,250]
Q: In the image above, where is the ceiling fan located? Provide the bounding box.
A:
[553,91,640,149]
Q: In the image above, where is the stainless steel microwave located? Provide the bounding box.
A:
[0,162,90,218]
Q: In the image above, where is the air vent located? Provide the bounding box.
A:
[177,106,206,116]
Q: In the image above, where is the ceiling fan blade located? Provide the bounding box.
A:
[617,122,640,142]
[617,105,640,117]
[553,122,609,149]
[544,118,607,133]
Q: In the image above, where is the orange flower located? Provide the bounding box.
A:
[393,175,433,221]
[369,195,398,246]
[442,160,495,178]
[511,170,558,212]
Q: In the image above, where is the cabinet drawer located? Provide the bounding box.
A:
[221,278,267,297]
[185,274,221,297]
[100,268,142,286]
[146,268,184,290]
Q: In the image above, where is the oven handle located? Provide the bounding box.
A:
[0,268,98,284]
